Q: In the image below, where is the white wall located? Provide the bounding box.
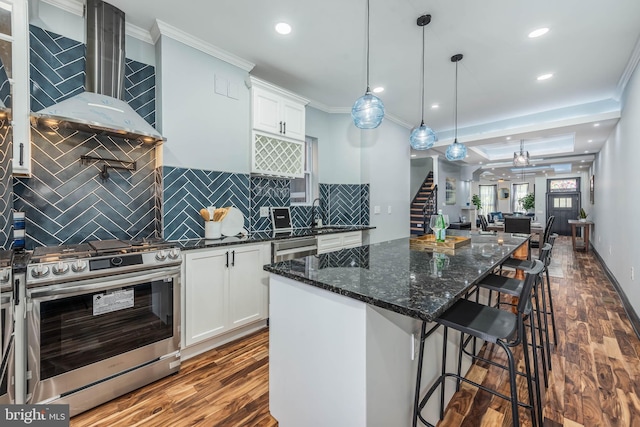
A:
[360,119,411,243]
[157,36,250,173]
[592,58,640,314]
[314,112,362,184]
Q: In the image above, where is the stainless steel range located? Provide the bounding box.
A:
[25,239,181,416]
[0,250,14,404]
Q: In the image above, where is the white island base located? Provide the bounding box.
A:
[269,274,474,427]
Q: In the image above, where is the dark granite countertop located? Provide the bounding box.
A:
[264,231,529,322]
[174,225,375,250]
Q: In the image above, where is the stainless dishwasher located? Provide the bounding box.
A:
[271,236,318,262]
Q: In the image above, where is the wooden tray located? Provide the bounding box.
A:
[410,234,471,250]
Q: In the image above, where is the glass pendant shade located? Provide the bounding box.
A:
[513,140,530,166]
[445,140,467,161]
[352,91,385,129]
[410,122,437,150]
[446,54,466,161]
[513,151,530,167]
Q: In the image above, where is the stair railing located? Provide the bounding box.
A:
[422,185,437,232]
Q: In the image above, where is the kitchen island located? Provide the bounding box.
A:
[265,231,529,427]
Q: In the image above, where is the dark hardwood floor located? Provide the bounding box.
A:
[71,237,640,426]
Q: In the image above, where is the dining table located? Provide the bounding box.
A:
[487,220,544,244]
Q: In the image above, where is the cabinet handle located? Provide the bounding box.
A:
[14,278,20,305]
[279,121,283,133]
[283,122,286,134]
[231,250,235,267]
[19,143,24,166]
[226,251,229,268]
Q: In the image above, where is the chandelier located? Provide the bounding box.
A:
[513,140,530,167]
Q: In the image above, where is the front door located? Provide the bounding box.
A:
[547,192,580,235]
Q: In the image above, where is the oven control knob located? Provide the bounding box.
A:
[31,264,50,278]
[52,261,69,275]
[71,260,87,272]
[155,250,168,261]
[168,248,180,260]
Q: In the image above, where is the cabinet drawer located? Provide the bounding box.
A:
[317,235,343,254]
[341,232,362,248]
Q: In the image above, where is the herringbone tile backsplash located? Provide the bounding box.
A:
[12,26,160,249]
[162,167,250,241]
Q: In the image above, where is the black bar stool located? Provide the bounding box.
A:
[413,260,544,427]
[485,244,553,388]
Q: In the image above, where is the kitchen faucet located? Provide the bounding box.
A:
[310,198,322,228]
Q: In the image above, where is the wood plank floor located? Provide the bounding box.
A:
[71,236,640,426]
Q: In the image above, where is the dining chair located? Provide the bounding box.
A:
[504,216,531,234]
[530,216,554,249]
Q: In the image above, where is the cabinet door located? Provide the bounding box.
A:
[6,0,31,176]
[252,87,281,136]
[184,250,229,346]
[228,245,265,329]
[281,98,305,141]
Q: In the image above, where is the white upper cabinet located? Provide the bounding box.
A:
[3,0,30,176]
[250,77,307,141]
[249,76,308,178]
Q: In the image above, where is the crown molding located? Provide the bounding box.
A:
[126,22,153,45]
[41,0,83,16]
[306,100,412,129]
[616,34,640,101]
[151,19,254,72]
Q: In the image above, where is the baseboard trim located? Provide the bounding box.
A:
[592,247,640,340]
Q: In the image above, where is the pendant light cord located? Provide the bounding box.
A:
[420,23,425,124]
[366,0,370,92]
[454,59,458,141]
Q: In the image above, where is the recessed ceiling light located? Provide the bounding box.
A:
[275,22,292,35]
[584,150,589,153]
[479,161,483,165]
[528,28,549,38]
[537,73,554,81]
[372,86,384,93]
[431,103,439,109]
[506,136,511,140]
[411,154,416,157]
[594,123,600,127]
[588,139,593,143]
[581,160,585,163]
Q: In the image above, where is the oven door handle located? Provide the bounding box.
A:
[28,267,180,300]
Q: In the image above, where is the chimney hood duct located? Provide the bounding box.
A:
[31,0,165,144]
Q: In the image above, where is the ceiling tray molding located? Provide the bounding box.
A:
[151,19,255,72]
[615,34,640,101]
[305,102,412,129]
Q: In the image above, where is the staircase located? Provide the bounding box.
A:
[410,171,437,236]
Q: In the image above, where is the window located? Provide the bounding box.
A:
[548,178,578,192]
[290,137,317,204]
[479,185,497,213]
[512,183,529,212]
[553,197,573,208]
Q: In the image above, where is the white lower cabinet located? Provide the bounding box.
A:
[184,243,269,347]
[317,231,362,254]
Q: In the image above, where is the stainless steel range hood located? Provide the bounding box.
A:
[31,0,165,144]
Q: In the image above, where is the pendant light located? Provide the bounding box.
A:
[351,0,385,129]
[513,139,530,167]
[409,14,437,150]
[445,54,467,161]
